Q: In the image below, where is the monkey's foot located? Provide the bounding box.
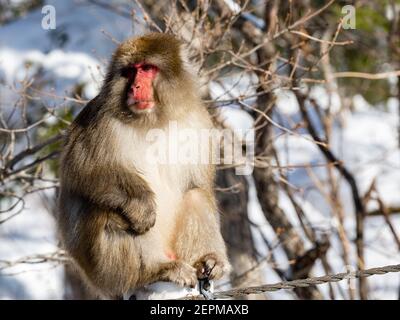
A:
[194,253,228,280]
[160,261,197,288]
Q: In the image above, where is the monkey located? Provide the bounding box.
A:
[58,33,230,299]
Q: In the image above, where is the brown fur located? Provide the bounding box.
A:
[58,33,230,298]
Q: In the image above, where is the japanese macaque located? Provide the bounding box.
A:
[58,33,230,299]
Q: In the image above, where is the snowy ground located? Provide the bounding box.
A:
[1,0,399,299]
[0,192,63,299]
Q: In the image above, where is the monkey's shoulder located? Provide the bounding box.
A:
[71,95,110,130]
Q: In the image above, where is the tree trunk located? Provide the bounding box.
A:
[217,168,265,299]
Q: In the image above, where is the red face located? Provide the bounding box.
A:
[126,63,159,112]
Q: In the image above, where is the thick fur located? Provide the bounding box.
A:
[58,33,230,298]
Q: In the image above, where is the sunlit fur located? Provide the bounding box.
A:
[58,33,230,298]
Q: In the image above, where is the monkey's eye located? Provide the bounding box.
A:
[141,64,155,71]
[121,67,136,79]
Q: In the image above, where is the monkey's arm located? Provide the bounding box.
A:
[61,153,156,234]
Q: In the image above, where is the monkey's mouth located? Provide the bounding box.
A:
[126,94,155,112]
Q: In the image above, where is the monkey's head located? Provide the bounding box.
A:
[102,33,199,123]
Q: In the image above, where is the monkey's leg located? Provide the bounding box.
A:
[173,188,231,281]
[133,229,198,288]
[60,199,142,298]
[67,213,198,297]
[61,197,199,296]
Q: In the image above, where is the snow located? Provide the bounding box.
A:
[0,0,399,300]
[0,0,143,104]
[0,192,63,299]
[309,85,342,112]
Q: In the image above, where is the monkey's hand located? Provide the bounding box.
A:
[194,253,230,280]
[123,197,157,235]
